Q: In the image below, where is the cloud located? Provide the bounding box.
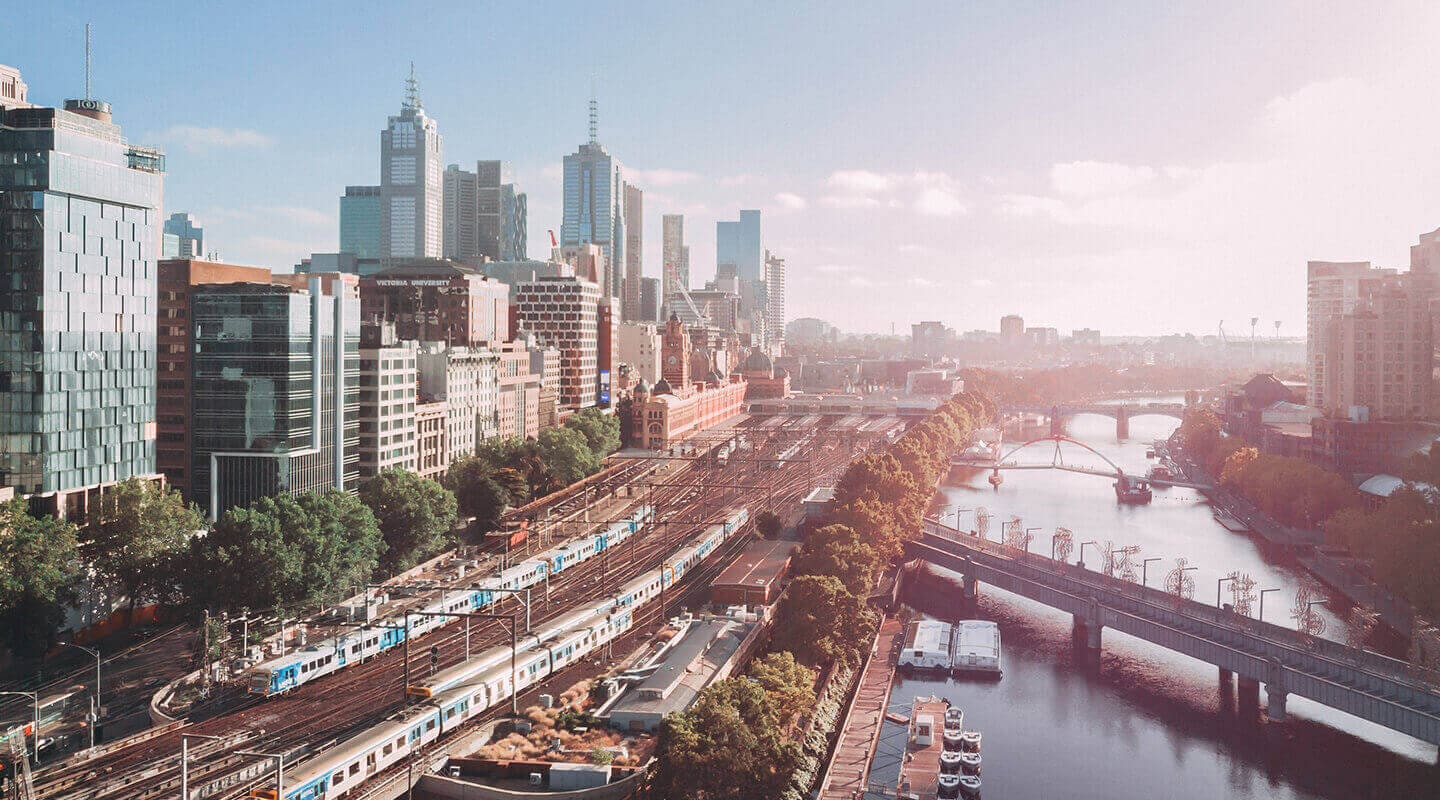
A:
[847,276,876,288]
[815,263,859,274]
[268,206,334,228]
[158,125,272,151]
[826,170,899,194]
[907,277,939,288]
[628,168,700,188]
[915,187,966,217]
[1049,161,1157,197]
[719,174,758,186]
[971,278,995,288]
[820,194,882,209]
[773,192,808,211]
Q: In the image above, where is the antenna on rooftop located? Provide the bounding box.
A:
[588,83,598,145]
[404,61,421,110]
[84,22,91,100]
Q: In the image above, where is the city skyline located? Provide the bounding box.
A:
[9,2,1440,335]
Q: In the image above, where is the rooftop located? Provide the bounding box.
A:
[711,539,796,592]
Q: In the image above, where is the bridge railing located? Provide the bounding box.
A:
[920,518,1440,692]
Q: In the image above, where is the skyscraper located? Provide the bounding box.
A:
[190,278,359,520]
[380,66,443,262]
[622,182,644,320]
[340,185,382,259]
[1306,261,1397,409]
[499,182,527,262]
[716,210,762,282]
[442,164,479,260]
[561,97,625,299]
[662,214,688,298]
[444,160,528,262]
[0,92,166,516]
[163,212,204,258]
[764,251,786,352]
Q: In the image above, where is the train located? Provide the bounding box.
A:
[251,507,751,800]
[244,506,656,697]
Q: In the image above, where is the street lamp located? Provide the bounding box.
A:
[1025,527,1041,554]
[1079,540,1100,569]
[61,642,100,750]
[181,732,226,800]
[236,750,284,800]
[1217,575,1237,609]
[1258,588,1280,623]
[0,691,39,765]
[1141,557,1161,587]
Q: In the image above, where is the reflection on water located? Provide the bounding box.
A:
[869,411,1440,799]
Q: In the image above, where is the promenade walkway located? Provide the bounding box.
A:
[816,614,906,800]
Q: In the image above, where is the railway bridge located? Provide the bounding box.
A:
[907,518,1440,758]
[1002,401,1187,438]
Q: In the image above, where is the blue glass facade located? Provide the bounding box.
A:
[716,209,762,282]
[340,185,382,260]
[561,143,624,298]
[0,103,164,503]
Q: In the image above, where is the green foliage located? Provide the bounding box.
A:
[755,510,784,540]
[188,490,383,613]
[537,426,600,486]
[747,651,817,725]
[773,574,877,668]
[359,469,459,573]
[445,455,513,532]
[564,408,621,458]
[1326,486,1440,620]
[1218,443,1360,527]
[84,477,204,609]
[794,524,881,595]
[590,747,613,766]
[652,677,803,800]
[0,499,81,657]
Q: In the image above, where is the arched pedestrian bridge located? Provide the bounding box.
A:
[907,518,1440,757]
[1002,402,1188,438]
[951,434,1214,491]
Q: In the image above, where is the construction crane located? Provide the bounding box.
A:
[1274,320,1282,339]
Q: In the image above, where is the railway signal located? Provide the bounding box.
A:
[430,645,439,676]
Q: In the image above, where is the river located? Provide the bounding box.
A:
[864,407,1440,799]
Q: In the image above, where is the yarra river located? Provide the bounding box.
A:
[865,407,1440,799]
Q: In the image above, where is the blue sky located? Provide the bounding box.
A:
[8,1,1440,334]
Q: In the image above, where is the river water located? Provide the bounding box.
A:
[865,408,1440,800]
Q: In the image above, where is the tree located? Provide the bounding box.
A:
[359,469,459,573]
[795,528,881,596]
[773,574,876,667]
[652,677,802,800]
[564,407,621,457]
[747,651,816,726]
[444,456,512,540]
[84,477,203,612]
[188,491,383,612]
[537,426,600,485]
[755,510,784,540]
[0,499,81,657]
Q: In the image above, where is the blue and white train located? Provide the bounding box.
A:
[245,506,656,697]
[249,508,750,800]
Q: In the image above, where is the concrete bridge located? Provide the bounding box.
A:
[908,518,1440,757]
[1002,402,1187,438]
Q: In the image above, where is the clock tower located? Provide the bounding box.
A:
[661,312,691,393]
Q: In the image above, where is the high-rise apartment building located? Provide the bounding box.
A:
[618,323,662,383]
[561,101,625,301]
[511,276,602,410]
[190,279,360,520]
[661,214,689,299]
[764,251,786,353]
[341,185,383,260]
[622,182,643,320]
[716,210,762,282]
[1306,261,1399,409]
[1000,314,1025,345]
[380,69,443,262]
[0,92,166,517]
[156,259,273,498]
[1318,277,1431,421]
[163,212,204,258]
[358,333,418,479]
[442,165,478,260]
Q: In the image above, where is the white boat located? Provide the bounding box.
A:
[960,730,982,753]
[944,706,964,730]
[951,620,1002,676]
[898,619,953,672]
[943,728,965,750]
[938,773,962,798]
[959,774,983,797]
[960,751,982,775]
[940,749,963,774]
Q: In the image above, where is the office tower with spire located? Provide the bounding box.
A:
[622,182,643,320]
[561,95,625,299]
[662,214,689,299]
[381,64,443,262]
[0,67,167,516]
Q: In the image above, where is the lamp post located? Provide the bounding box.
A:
[0,691,39,764]
[236,750,284,800]
[1141,557,1161,587]
[1218,575,1237,609]
[1025,528,1041,554]
[180,732,225,800]
[1079,540,1100,569]
[1258,588,1280,623]
[61,642,100,750]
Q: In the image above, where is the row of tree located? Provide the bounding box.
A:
[958,364,1238,407]
[649,389,990,799]
[0,409,624,658]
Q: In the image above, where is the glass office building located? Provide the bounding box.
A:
[190,279,359,520]
[561,141,624,299]
[340,185,382,260]
[0,99,164,514]
[716,209,762,282]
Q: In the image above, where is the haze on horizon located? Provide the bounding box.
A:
[6,0,1438,336]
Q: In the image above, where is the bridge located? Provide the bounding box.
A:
[950,434,1214,491]
[908,518,1440,758]
[1002,402,1188,438]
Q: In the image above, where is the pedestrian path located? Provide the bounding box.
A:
[817,613,906,800]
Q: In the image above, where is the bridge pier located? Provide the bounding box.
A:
[1072,599,1103,667]
[1266,658,1287,722]
[1115,405,1129,439]
[1238,676,1261,718]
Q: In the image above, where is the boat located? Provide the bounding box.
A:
[1147,464,1173,481]
[951,620,1002,677]
[1145,447,1156,459]
[940,749,964,774]
[960,752,982,775]
[899,619,954,673]
[943,728,965,750]
[1114,474,1153,504]
[938,774,962,798]
[958,774,983,797]
[960,730,982,753]
[944,706,964,730]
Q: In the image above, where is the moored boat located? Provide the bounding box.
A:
[958,774,983,797]
[960,730,982,753]
[940,749,963,774]
[960,751,982,775]
[938,773,962,798]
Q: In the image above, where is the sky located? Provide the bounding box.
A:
[8,1,1440,336]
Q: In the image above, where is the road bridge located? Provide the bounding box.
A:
[907,518,1440,758]
[1002,402,1187,438]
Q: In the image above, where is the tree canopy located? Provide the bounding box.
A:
[359,469,459,573]
[747,651,817,727]
[84,477,203,610]
[652,677,803,800]
[564,408,621,458]
[0,499,81,656]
